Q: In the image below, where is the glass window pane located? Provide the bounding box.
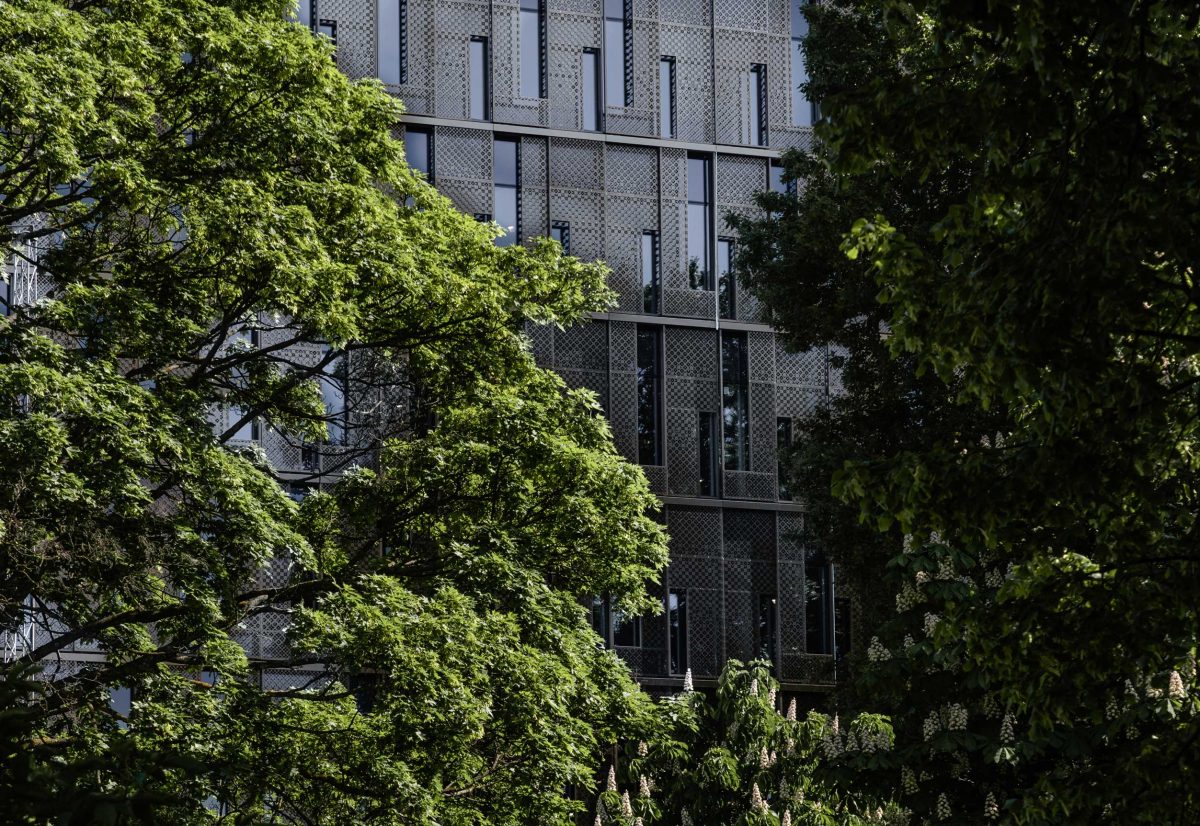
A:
[687,157,708,203]
[612,607,640,647]
[770,162,787,194]
[641,231,659,313]
[582,50,600,130]
[806,559,830,654]
[604,18,624,107]
[757,593,777,664]
[792,41,810,127]
[687,203,710,290]
[669,590,688,674]
[722,331,749,470]
[494,186,517,247]
[698,411,719,496]
[659,58,674,137]
[749,65,765,145]
[404,130,430,176]
[718,238,734,318]
[520,7,541,98]
[494,139,518,186]
[637,325,662,465]
[469,38,488,119]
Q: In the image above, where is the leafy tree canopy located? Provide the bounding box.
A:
[735,0,1200,822]
[0,0,667,822]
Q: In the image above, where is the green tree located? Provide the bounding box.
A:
[0,0,667,822]
[596,661,902,826]
[739,0,1200,823]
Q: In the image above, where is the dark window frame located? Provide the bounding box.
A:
[718,237,736,319]
[519,0,547,98]
[493,136,521,247]
[581,48,602,131]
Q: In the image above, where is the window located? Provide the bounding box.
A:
[806,557,831,654]
[749,64,767,145]
[612,606,641,647]
[698,411,720,496]
[718,238,735,319]
[320,356,347,445]
[777,417,793,500]
[641,230,660,314]
[317,18,337,46]
[493,138,519,247]
[469,37,490,120]
[659,57,676,138]
[295,0,312,27]
[378,0,405,85]
[109,686,132,729]
[769,160,794,197]
[791,0,813,127]
[721,331,750,471]
[404,128,432,179]
[686,155,712,290]
[604,0,631,107]
[519,0,546,98]
[637,325,662,466]
[229,407,260,442]
[581,49,602,130]
[669,590,688,674]
[551,221,571,253]
[591,595,610,643]
[757,593,777,665]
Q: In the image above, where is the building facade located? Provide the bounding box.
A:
[289,0,847,691]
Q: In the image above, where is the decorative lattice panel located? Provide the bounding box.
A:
[658,21,714,144]
[608,321,638,462]
[433,126,492,217]
[546,1,602,130]
[435,0,491,118]
[664,327,718,496]
[322,0,378,80]
[551,320,610,410]
[713,28,770,146]
[521,135,549,238]
[392,0,436,113]
[604,145,659,311]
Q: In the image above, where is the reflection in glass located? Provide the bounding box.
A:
[641,230,659,313]
[686,156,712,290]
[493,138,519,246]
[669,590,688,674]
[604,0,628,107]
[637,325,662,465]
[791,0,812,127]
[718,238,735,319]
[721,331,749,470]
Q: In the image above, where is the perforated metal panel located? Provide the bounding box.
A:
[546,1,602,130]
[717,153,767,322]
[433,125,492,218]
[666,505,723,676]
[392,0,436,112]
[324,0,379,80]
[604,145,659,311]
[608,321,639,463]
[664,327,718,496]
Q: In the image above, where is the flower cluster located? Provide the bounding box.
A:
[867,636,891,662]
[936,793,952,820]
[923,612,940,637]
